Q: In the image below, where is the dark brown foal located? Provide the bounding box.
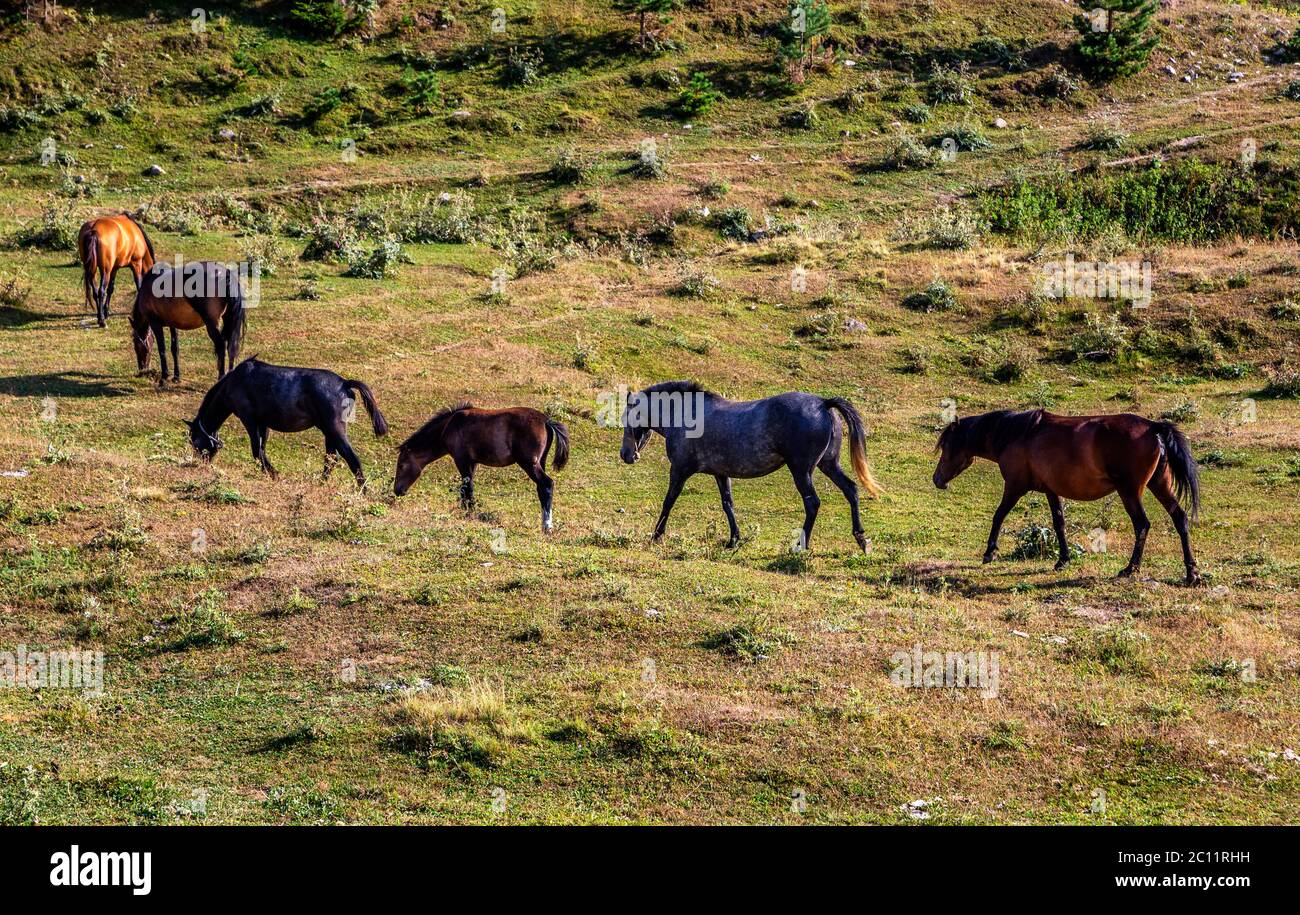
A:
[394,405,569,532]
[933,410,1201,585]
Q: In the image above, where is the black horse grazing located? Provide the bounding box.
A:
[619,381,881,550]
[933,409,1201,584]
[393,405,570,532]
[187,357,388,488]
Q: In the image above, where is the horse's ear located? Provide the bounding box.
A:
[181,419,194,430]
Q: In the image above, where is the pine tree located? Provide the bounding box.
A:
[613,0,680,52]
[775,0,832,84]
[1072,0,1160,81]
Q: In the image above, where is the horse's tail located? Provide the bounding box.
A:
[122,211,156,266]
[79,228,100,310]
[1156,421,1200,520]
[824,396,881,498]
[223,282,246,366]
[544,418,570,472]
[345,380,389,437]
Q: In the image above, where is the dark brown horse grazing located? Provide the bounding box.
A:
[933,410,1201,585]
[78,213,156,326]
[130,260,246,386]
[394,405,570,532]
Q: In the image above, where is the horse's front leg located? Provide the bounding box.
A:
[1046,492,1070,570]
[652,467,691,541]
[151,318,168,385]
[984,485,1025,563]
[169,327,181,383]
[453,456,476,509]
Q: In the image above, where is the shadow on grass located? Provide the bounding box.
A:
[0,371,132,398]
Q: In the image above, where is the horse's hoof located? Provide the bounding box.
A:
[1185,570,1203,587]
[1116,566,1136,578]
[1053,559,1069,571]
[724,538,739,550]
[982,554,995,565]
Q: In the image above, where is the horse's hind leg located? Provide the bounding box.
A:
[1148,472,1200,585]
[329,429,365,489]
[169,327,180,382]
[321,439,339,481]
[715,475,741,548]
[818,457,865,551]
[520,459,555,533]
[652,467,692,542]
[1116,484,1150,578]
[103,268,117,325]
[789,464,821,551]
[1046,492,1071,570]
[96,268,110,327]
[984,485,1026,563]
[204,317,225,378]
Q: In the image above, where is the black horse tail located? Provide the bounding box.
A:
[345,380,389,437]
[824,397,881,498]
[80,228,100,310]
[1156,421,1200,520]
[223,282,246,367]
[544,418,570,472]
[122,211,156,264]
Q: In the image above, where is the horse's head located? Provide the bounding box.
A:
[393,444,431,497]
[129,313,153,373]
[933,418,975,489]
[186,419,222,462]
[620,390,653,464]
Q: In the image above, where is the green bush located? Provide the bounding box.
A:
[1071,0,1159,82]
[901,279,957,313]
[678,72,722,118]
[288,1,356,39]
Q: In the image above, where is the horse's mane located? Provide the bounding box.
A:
[122,211,156,262]
[641,380,710,396]
[402,402,473,450]
[939,409,1044,457]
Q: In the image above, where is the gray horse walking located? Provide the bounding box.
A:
[619,381,881,550]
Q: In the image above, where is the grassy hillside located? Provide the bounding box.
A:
[1,0,1298,824]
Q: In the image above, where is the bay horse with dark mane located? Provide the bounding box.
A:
[933,410,1201,584]
[619,381,881,550]
[187,357,387,488]
[131,260,247,386]
[78,212,156,326]
[394,405,569,532]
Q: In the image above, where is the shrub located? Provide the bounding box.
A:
[288,1,356,38]
[1261,359,1300,398]
[1064,312,1129,362]
[901,102,932,123]
[299,211,358,262]
[700,618,787,662]
[1078,120,1129,151]
[716,206,754,242]
[678,71,722,117]
[0,272,32,309]
[630,140,667,178]
[901,279,957,313]
[238,234,289,276]
[925,65,973,105]
[502,46,543,87]
[547,146,595,184]
[402,68,439,112]
[932,123,992,152]
[12,196,78,251]
[156,590,244,652]
[343,237,404,279]
[674,265,719,298]
[1038,66,1080,99]
[775,0,832,85]
[1282,79,1300,102]
[883,132,935,170]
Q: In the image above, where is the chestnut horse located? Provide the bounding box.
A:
[394,405,570,532]
[130,260,246,386]
[78,213,156,326]
[933,410,1201,585]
